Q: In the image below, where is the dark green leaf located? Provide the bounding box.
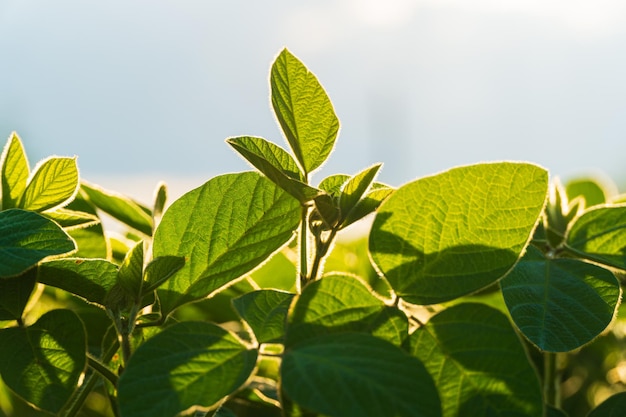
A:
[19,156,79,212]
[281,332,441,417]
[1,132,29,209]
[0,309,86,414]
[232,290,295,343]
[370,162,548,305]
[153,172,301,316]
[38,258,118,307]
[286,274,407,347]
[81,181,153,236]
[566,205,626,270]
[501,246,620,352]
[117,240,144,300]
[118,321,258,417]
[0,268,37,321]
[0,209,75,278]
[270,48,339,174]
[587,392,626,417]
[408,303,543,417]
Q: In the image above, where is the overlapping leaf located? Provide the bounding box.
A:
[153,172,301,316]
[118,321,258,417]
[369,162,548,305]
[0,268,37,320]
[0,309,86,414]
[232,289,295,343]
[1,132,29,209]
[501,246,620,352]
[281,332,441,417]
[408,303,543,417]
[285,273,407,347]
[0,209,75,277]
[270,48,339,174]
[566,205,626,270]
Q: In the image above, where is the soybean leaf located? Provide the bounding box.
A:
[281,332,441,417]
[65,190,109,258]
[270,48,339,174]
[343,185,394,228]
[118,321,258,417]
[339,163,381,223]
[81,181,153,236]
[318,174,349,195]
[19,156,79,212]
[232,290,295,343]
[42,208,100,230]
[565,205,626,270]
[0,268,37,321]
[142,255,186,295]
[0,209,75,278]
[285,274,407,348]
[0,309,86,414]
[501,246,620,352]
[587,392,626,417]
[117,240,144,301]
[1,132,29,209]
[227,136,321,203]
[547,406,569,417]
[408,303,543,417]
[153,172,301,316]
[565,177,613,208]
[370,162,548,305]
[152,181,167,223]
[38,258,118,307]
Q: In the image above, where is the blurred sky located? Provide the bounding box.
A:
[2,0,626,204]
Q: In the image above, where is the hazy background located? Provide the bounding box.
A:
[2,0,626,204]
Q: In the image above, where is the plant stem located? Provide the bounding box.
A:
[308,228,337,281]
[298,205,309,293]
[87,354,119,387]
[543,351,561,408]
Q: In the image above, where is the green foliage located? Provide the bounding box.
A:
[1,48,625,417]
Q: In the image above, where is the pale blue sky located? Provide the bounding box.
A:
[2,0,626,202]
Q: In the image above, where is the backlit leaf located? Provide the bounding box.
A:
[339,164,381,224]
[408,303,543,417]
[0,309,86,414]
[369,162,548,305]
[153,172,301,316]
[117,240,144,300]
[565,177,613,208]
[281,332,441,417]
[232,289,295,343]
[501,246,620,352]
[1,132,29,209]
[270,48,339,174]
[0,209,75,278]
[42,208,100,230]
[565,205,626,270]
[19,157,79,212]
[118,321,258,417]
[142,255,186,294]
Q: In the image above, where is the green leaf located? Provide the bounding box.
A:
[1,132,29,209]
[153,172,301,316]
[318,174,349,195]
[65,190,109,258]
[587,392,626,417]
[339,164,381,224]
[0,209,75,278]
[0,309,86,414]
[369,162,548,305]
[565,177,613,208]
[285,274,407,348]
[0,268,37,321]
[565,205,626,270]
[232,289,295,343]
[142,255,186,294]
[281,332,441,417]
[343,186,394,227]
[546,406,569,417]
[270,48,339,174]
[117,240,144,300]
[152,181,167,223]
[118,321,258,417]
[42,208,100,230]
[408,303,543,417]
[501,246,620,352]
[19,156,79,212]
[81,181,153,236]
[38,258,118,307]
[227,136,321,203]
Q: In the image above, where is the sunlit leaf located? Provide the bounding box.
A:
[142,255,186,294]
[565,177,614,208]
[118,321,258,417]
[370,162,548,305]
[42,208,100,230]
[281,332,441,417]
[0,209,75,278]
[270,48,339,174]
[153,172,301,316]
[409,303,543,417]
[19,157,79,212]
[501,246,620,352]
[339,164,381,224]
[0,309,86,414]
[232,289,295,343]
[1,132,29,209]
